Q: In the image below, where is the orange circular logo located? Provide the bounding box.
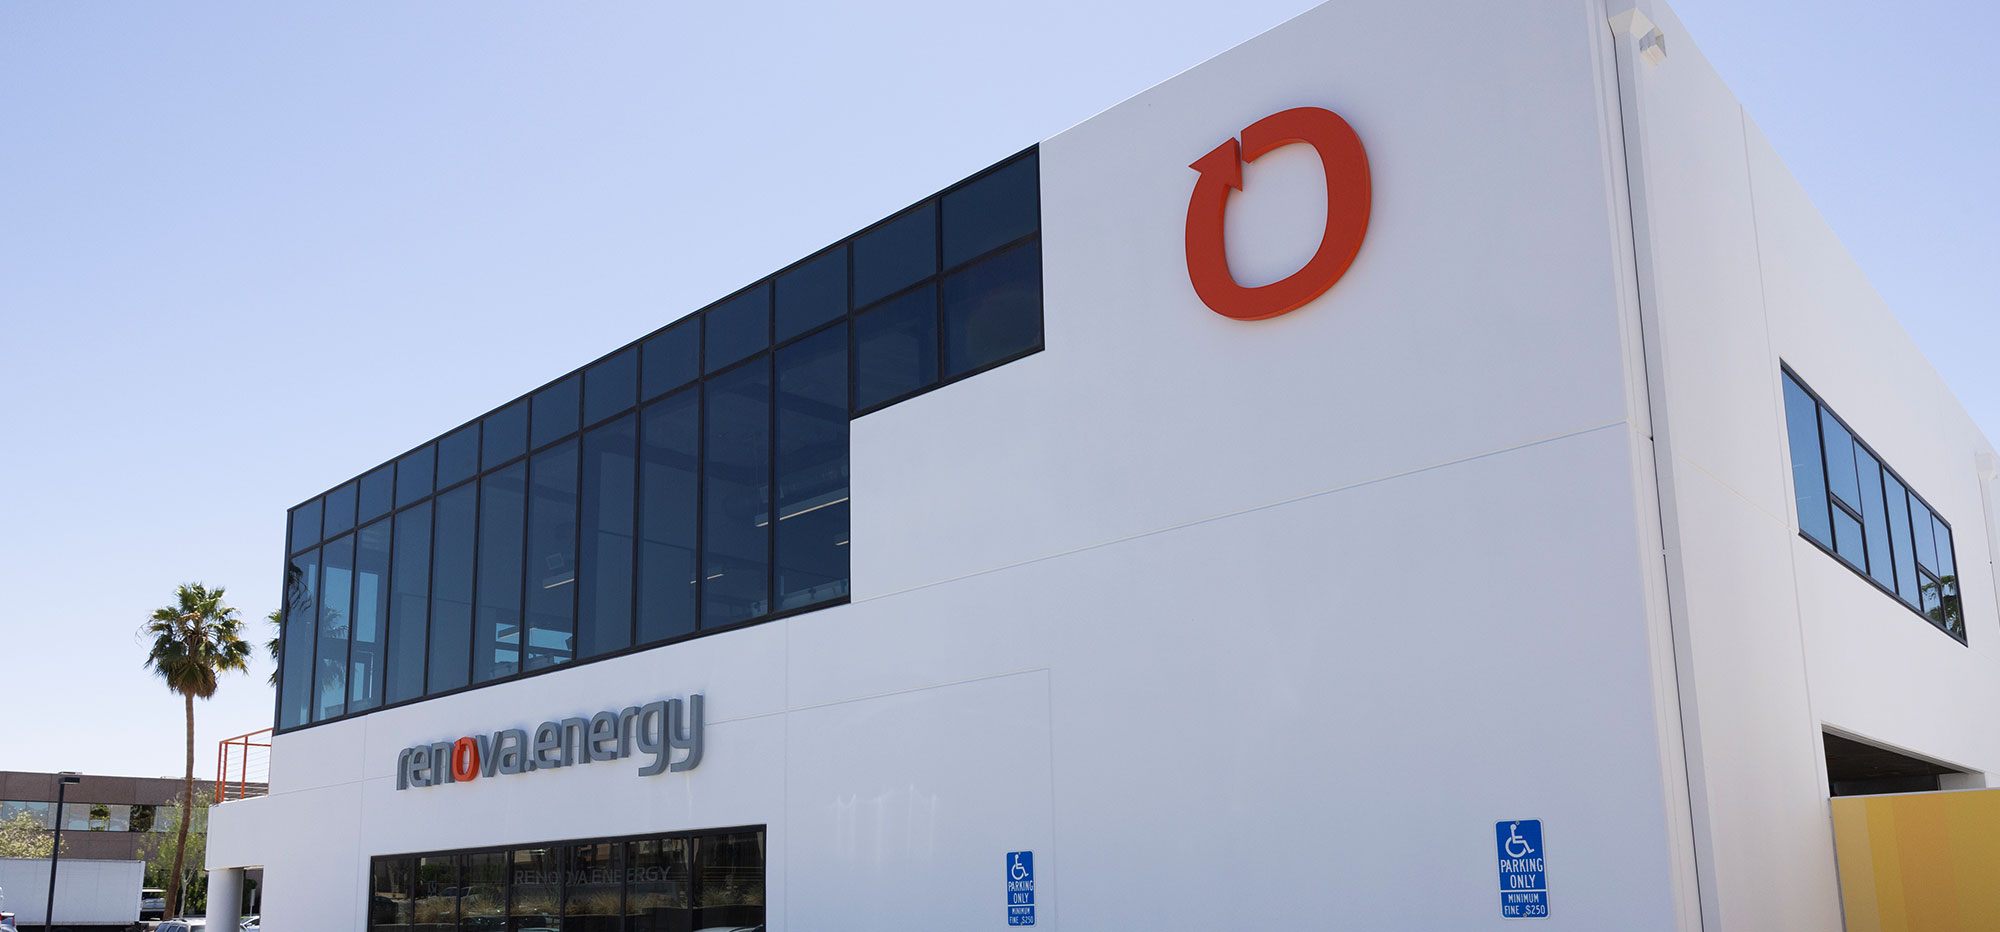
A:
[1184,107,1371,320]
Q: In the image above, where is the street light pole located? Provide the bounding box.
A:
[45,772,80,932]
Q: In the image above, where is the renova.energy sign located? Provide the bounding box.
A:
[396,696,704,790]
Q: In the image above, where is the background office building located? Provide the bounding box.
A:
[208,1,2000,928]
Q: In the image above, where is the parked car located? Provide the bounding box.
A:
[2,909,16,931]
[240,914,261,931]
[157,918,206,932]
[140,888,167,920]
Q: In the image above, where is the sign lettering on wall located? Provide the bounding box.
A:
[395,695,704,790]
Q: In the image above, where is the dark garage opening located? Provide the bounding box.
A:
[1824,731,1965,797]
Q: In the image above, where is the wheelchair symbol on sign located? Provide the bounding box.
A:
[1011,854,1031,882]
[1504,823,1535,859]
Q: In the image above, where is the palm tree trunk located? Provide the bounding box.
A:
[166,691,194,918]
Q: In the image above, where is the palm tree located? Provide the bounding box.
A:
[142,583,252,920]
[265,608,282,687]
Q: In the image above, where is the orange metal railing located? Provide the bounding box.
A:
[215,727,273,801]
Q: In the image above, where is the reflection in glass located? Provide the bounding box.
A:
[325,482,358,537]
[484,400,529,469]
[626,837,690,932]
[371,857,413,931]
[776,326,850,610]
[461,852,506,931]
[943,152,1038,267]
[638,389,700,644]
[704,284,771,375]
[641,320,699,401]
[289,499,322,554]
[428,485,478,694]
[566,842,621,932]
[1832,507,1866,570]
[413,855,456,932]
[397,446,436,509]
[524,441,579,671]
[693,831,767,929]
[1852,447,1891,587]
[1820,410,1860,509]
[278,548,320,729]
[1884,475,1921,609]
[314,534,355,722]
[777,246,847,342]
[578,417,636,660]
[703,358,771,627]
[853,287,938,411]
[1781,376,1829,545]
[385,502,432,704]
[476,463,527,683]
[585,348,638,427]
[509,847,562,931]
[438,424,480,489]
[350,519,392,712]
[532,376,581,451]
[853,203,936,306]
[943,242,1040,378]
[359,465,395,523]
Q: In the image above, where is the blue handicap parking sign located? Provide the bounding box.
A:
[1496,820,1548,919]
[1006,851,1036,925]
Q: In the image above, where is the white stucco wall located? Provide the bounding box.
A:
[209,1,2000,930]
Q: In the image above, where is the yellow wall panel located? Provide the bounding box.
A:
[1831,790,2000,931]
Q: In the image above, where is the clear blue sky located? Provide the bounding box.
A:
[1,0,1992,779]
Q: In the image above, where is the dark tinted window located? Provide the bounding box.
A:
[350,519,391,713]
[370,857,413,931]
[853,203,936,306]
[289,499,322,554]
[776,326,850,611]
[385,502,431,705]
[531,375,581,449]
[943,242,1041,377]
[943,153,1038,267]
[460,852,505,929]
[578,416,636,660]
[585,347,639,427]
[853,287,938,411]
[777,247,847,342]
[626,837,690,928]
[324,482,358,537]
[703,358,771,627]
[278,548,320,729]
[397,445,436,508]
[638,389,700,644]
[704,284,771,375]
[359,466,394,523]
[428,484,478,693]
[415,855,456,932]
[1782,375,1829,544]
[509,846,561,930]
[476,463,527,683]
[642,320,699,400]
[314,533,355,722]
[524,441,579,672]
[437,424,479,488]
[483,400,529,467]
[566,842,622,932]
[692,831,766,929]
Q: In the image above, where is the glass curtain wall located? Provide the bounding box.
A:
[370,828,763,932]
[276,148,1041,732]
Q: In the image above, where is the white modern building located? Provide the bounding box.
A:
[207,2,2000,929]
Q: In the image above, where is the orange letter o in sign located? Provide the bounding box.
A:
[451,737,480,782]
[1184,106,1371,320]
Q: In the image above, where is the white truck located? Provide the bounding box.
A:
[0,858,146,929]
